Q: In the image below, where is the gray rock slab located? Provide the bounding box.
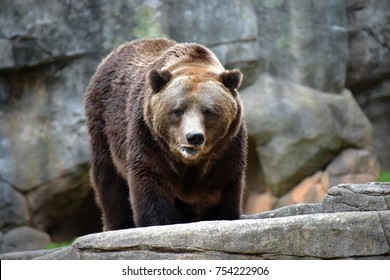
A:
[242,203,323,220]
[0,248,62,260]
[2,183,389,260]
[1,211,389,260]
[323,183,390,212]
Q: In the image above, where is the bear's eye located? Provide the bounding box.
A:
[203,109,217,119]
[172,109,184,117]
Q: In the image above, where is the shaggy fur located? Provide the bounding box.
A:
[84,39,247,230]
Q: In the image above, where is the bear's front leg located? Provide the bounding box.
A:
[129,170,179,227]
[201,179,243,221]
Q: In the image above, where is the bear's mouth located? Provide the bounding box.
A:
[180,146,201,158]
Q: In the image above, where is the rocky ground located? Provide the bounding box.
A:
[1,182,389,260]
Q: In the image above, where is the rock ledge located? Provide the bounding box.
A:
[1,183,389,260]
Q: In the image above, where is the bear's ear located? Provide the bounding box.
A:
[220,69,243,91]
[148,69,172,93]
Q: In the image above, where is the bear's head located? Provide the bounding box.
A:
[145,65,243,164]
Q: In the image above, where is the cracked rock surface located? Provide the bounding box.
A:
[1,182,389,260]
[323,183,390,212]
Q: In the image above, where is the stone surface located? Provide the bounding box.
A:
[3,211,389,260]
[0,58,92,192]
[50,212,390,260]
[168,0,260,87]
[243,203,323,220]
[275,171,328,208]
[352,79,390,170]
[253,0,348,93]
[241,74,374,196]
[345,0,390,88]
[0,0,169,70]
[26,163,91,232]
[0,226,50,253]
[0,1,99,69]
[0,180,29,229]
[346,0,390,169]
[326,148,380,188]
[1,183,389,260]
[252,148,380,210]
[323,182,390,213]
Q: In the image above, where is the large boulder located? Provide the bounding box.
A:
[0,226,50,253]
[1,183,389,260]
[241,74,374,196]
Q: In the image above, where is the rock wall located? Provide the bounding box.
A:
[0,0,387,253]
[1,183,389,260]
[345,0,390,170]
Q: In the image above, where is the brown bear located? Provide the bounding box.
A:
[84,38,247,230]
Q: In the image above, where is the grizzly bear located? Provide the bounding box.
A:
[84,38,247,230]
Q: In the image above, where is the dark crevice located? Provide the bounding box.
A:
[362,27,390,51]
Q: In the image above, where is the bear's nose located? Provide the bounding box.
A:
[186,131,205,146]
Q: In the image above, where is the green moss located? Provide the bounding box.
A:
[132,6,167,39]
[46,238,76,249]
[379,171,390,182]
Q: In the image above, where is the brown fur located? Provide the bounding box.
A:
[84,39,247,229]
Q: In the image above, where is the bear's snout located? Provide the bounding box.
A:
[186,131,204,146]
